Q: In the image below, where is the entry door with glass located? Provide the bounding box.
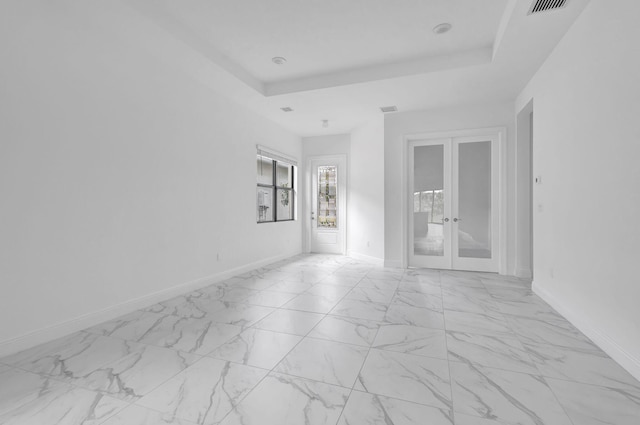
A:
[310,156,346,254]
[409,135,500,272]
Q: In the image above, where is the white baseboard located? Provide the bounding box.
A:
[533,280,640,382]
[0,250,301,359]
[347,251,384,267]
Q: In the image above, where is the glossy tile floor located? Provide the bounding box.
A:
[1,254,639,425]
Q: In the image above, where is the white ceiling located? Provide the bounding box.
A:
[151,0,506,83]
[127,0,591,136]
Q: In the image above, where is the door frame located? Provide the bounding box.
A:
[305,154,347,255]
[403,127,507,274]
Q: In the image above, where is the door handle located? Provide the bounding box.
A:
[443,218,449,222]
[453,218,461,222]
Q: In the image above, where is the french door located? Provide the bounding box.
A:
[408,134,500,272]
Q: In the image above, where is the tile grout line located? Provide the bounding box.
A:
[332,265,387,425]
[212,259,372,425]
[433,269,457,424]
[11,255,627,425]
[184,258,324,425]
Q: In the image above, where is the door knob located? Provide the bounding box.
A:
[453,218,461,222]
[443,218,449,222]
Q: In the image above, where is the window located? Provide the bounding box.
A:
[413,189,444,223]
[257,151,296,223]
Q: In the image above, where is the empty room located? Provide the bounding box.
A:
[1,0,639,424]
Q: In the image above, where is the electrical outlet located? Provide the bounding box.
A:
[367,241,370,247]
[217,253,222,261]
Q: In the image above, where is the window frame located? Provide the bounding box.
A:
[257,155,295,223]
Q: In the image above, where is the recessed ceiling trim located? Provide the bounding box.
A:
[129,2,266,95]
[264,47,493,96]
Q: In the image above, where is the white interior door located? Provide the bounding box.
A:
[451,135,499,272]
[409,134,500,272]
[310,156,346,254]
[408,139,452,269]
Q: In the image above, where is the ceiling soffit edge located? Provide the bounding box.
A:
[264,48,493,96]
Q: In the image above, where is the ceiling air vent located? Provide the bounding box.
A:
[380,106,398,113]
[528,0,568,15]
[280,107,294,112]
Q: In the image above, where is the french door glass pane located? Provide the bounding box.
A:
[458,141,492,258]
[256,187,274,222]
[413,145,444,256]
[276,188,293,220]
[317,166,337,228]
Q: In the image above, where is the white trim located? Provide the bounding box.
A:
[498,127,508,275]
[347,250,384,267]
[515,268,533,279]
[533,281,640,382]
[401,133,408,268]
[515,100,535,279]
[405,127,507,142]
[256,144,298,166]
[0,250,301,358]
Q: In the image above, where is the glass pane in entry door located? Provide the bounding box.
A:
[458,141,492,258]
[413,145,445,256]
[317,166,337,228]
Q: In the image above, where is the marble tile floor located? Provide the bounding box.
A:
[1,254,639,425]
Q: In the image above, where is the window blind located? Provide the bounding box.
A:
[256,144,298,166]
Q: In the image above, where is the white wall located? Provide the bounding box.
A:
[301,134,351,253]
[349,117,385,262]
[302,134,351,158]
[516,0,640,378]
[384,102,517,271]
[0,2,301,353]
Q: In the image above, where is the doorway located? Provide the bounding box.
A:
[407,130,504,272]
[308,155,347,254]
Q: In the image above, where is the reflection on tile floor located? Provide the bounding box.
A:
[1,254,639,424]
